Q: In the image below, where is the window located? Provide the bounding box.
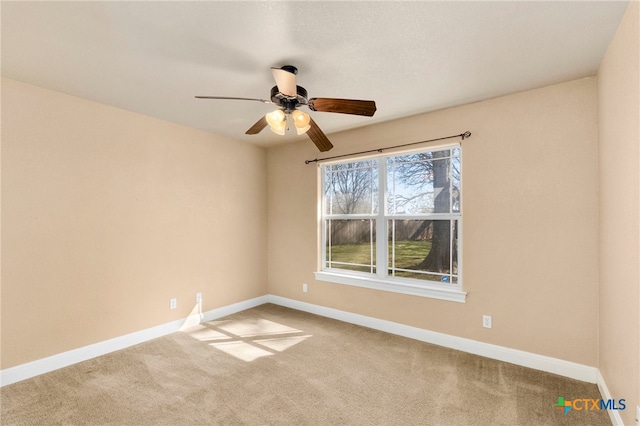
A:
[316,144,465,302]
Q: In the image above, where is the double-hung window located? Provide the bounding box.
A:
[316,144,465,302]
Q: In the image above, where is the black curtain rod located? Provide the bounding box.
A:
[304,131,471,164]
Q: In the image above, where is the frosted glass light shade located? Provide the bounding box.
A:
[270,120,286,135]
[292,110,311,135]
[265,109,286,128]
[292,110,310,126]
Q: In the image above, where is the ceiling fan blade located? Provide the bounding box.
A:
[245,116,269,135]
[195,96,273,104]
[307,98,377,117]
[271,67,297,97]
[307,117,333,152]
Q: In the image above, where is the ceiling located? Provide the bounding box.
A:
[1,1,630,148]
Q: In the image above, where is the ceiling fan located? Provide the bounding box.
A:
[195,65,377,152]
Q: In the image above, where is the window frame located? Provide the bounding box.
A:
[315,143,466,303]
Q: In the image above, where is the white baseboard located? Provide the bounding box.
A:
[267,295,599,384]
[0,293,607,398]
[596,369,626,426]
[0,295,268,387]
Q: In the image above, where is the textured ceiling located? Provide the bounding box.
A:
[1,1,629,148]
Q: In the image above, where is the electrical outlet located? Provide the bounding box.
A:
[482,315,492,328]
[170,298,177,310]
[303,283,308,293]
[196,292,202,303]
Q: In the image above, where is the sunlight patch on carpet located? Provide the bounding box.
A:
[254,335,312,352]
[209,341,274,362]
[213,319,302,338]
[182,317,313,362]
[186,325,231,342]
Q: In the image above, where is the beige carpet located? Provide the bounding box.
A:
[1,304,609,425]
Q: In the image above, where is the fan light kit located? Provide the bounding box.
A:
[265,109,310,136]
[195,65,377,152]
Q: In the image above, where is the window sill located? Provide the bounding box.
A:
[314,271,467,303]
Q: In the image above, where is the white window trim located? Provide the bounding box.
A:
[315,270,467,303]
[317,144,466,303]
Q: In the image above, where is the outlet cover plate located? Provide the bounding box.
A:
[483,315,492,328]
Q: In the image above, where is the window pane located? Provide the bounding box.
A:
[451,154,461,213]
[388,219,458,283]
[387,150,455,215]
[325,219,376,273]
[324,160,378,215]
[321,145,461,289]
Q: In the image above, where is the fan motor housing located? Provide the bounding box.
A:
[271,85,308,109]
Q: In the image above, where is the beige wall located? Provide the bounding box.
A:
[597,2,640,424]
[2,8,638,420]
[1,78,268,369]
[268,77,599,366]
